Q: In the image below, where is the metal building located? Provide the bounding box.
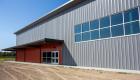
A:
[4,0,140,71]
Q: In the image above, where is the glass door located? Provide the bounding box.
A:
[42,51,59,64]
[51,51,59,64]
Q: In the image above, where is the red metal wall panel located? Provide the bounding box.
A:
[25,48,41,63]
[16,42,63,64]
[16,49,25,62]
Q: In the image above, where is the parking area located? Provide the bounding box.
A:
[0,61,140,80]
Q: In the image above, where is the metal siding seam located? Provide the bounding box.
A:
[83,43,85,66]
[127,37,131,70]
[109,40,112,68]
[124,37,128,70]
[88,42,90,66]
[98,36,100,67]
[131,0,135,8]
[132,36,136,70]
[116,39,120,69]
[110,0,113,14]
[134,36,139,70]
[103,40,106,68]
[135,0,139,6]
[102,40,105,68]
[139,0,140,6]
[90,42,93,67]
[84,43,87,66]
[102,0,106,15]
[95,42,97,67]
[138,36,140,70]
[88,42,90,67]
[130,36,135,70]
[111,39,115,69]
[100,40,102,68]
[100,0,104,17]
[118,39,122,69]
[99,0,102,18]
[115,39,118,69]
[128,0,131,9]
[95,42,98,67]
[86,43,88,66]
[122,38,126,69]
[94,1,96,19]
[106,40,109,68]
[116,0,120,12]
[119,38,123,69]
[112,39,116,69]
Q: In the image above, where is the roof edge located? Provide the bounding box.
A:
[14,0,84,34]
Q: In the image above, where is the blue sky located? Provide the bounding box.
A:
[0,0,69,51]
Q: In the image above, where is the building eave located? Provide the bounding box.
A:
[2,38,64,51]
[14,0,85,35]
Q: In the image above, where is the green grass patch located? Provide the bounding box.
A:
[0,56,15,62]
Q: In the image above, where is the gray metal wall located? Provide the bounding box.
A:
[16,0,140,70]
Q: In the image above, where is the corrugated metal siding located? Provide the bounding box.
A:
[16,0,140,70]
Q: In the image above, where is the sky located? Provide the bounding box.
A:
[0,0,69,51]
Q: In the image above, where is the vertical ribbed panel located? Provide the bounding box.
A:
[16,0,140,70]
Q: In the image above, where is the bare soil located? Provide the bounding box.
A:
[0,61,140,80]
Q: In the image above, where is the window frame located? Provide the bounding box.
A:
[74,24,81,34]
[111,24,124,37]
[91,30,99,40]
[100,16,110,28]
[75,34,82,42]
[82,22,90,32]
[100,27,111,38]
[124,21,140,35]
[82,31,91,41]
[111,12,123,26]
[124,7,139,23]
[90,19,99,30]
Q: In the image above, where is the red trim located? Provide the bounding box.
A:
[24,49,26,62]
[15,50,17,61]
[40,47,42,63]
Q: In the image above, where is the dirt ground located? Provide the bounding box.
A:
[0,62,140,80]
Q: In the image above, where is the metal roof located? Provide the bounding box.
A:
[14,0,85,34]
[3,38,64,51]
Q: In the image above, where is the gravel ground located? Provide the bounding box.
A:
[0,61,140,80]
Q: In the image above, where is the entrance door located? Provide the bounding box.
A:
[42,51,59,64]
[51,51,59,64]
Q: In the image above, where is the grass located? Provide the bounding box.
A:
[0,56,15,62]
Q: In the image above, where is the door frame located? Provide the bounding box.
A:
[42,51,59,64]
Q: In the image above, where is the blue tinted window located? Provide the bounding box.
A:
[111,13,123,25]
[111,25,124,37]
[82,32,90,41]
[91,30,99,40]
[82,22,89,32]
[124,8,139,22]
[100,28,111,38]
[125,21,140,35]
[75,34,81,42]
[90,20,99,30]
[100,16,110,28]
[74,24,81,33]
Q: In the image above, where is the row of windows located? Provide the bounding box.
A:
[74,7,139,34]
[75,7,140,42]
[75,21,140,42]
